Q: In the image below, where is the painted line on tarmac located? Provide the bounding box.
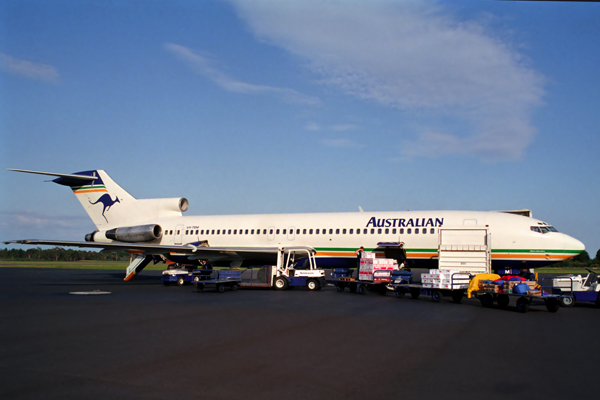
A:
[69,290,111,295]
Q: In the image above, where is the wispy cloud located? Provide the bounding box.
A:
[320,138,364,149]
[0,53,59,83]
[164,43,320,106]
[228,0,545,160]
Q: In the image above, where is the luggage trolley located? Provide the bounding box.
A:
[473,277,572,313]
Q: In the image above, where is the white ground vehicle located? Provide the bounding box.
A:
[240,247,325,291]
[161,265,194,286]
[550,270,600,307]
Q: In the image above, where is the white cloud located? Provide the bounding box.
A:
[165,43,320,106]
[0,53,59,83]
[227,0,545,160]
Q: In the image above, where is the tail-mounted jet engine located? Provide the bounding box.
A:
[86,224,163,243]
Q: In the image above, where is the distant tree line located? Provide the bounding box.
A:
[563,249,600,267]
[2,247,599,267]
[0,247,131,262]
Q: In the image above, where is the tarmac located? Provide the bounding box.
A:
[1,267,598,400]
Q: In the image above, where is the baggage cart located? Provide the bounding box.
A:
[472,277,571,313]
[192,269,242,293]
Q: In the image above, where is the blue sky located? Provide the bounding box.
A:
[1,0,599,256]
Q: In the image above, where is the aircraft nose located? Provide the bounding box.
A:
[563,234,585,253]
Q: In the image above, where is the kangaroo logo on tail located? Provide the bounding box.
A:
[89,194,120,223]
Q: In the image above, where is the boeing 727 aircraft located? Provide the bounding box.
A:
[4,169,585,280]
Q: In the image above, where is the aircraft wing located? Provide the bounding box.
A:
[4,239,315,264]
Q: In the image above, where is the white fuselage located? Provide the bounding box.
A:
[98,210,584,270]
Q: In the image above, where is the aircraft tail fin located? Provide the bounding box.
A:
[7,169,188,230]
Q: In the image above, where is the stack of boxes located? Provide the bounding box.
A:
[421,269,470,290]
[359,254,398,282]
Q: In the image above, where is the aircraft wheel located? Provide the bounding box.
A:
[559,296,575,307]
[216,283,225,293]
[497,294,510,309]
[307,279,320,291]
[545,298,560,313]
[177,276,186,286]
[516,297,530,313]
[358,284,367,295]
[274,277,288,290]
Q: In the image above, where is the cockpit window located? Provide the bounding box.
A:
[531,225,558,234]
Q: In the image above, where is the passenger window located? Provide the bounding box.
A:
[364,229,367,234]
[378,228,382,234]
[349,229,353,234]
[407,229,411,234]
[233,230,237,235]
[342,229,346,234]
[315,229,319,234]
[430,228,435,234]
[256,229,260,235]
[415,228,419,234]
[400,228,404,234]
[385,228,389,234]
[185,230,188,235]
[297,229,300,234]
[371,229,375,234]
[309,229,313,234]
[303,229,307,234]
[392,229,396,234]
[329,229,333,234]
[356,229,360,235]
[336,229,340,234]
[283,229,286,235]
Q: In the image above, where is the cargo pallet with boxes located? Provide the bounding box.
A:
[328,253,410,295]
[390,269,469,303]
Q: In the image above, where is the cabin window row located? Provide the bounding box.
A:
[164,228,437,236]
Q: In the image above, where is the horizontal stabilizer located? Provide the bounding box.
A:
[7,168,97,182]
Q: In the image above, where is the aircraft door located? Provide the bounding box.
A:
[175,224,183,245]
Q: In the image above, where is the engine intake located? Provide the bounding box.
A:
[106,224,162,243]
